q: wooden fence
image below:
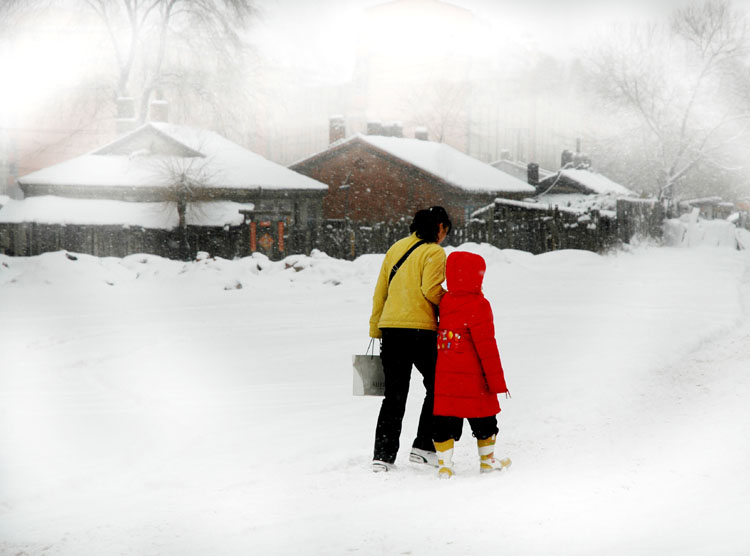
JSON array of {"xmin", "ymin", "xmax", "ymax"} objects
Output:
[
  {"xmin": 462, "ymin": 199, "xmax": 618, "ymax": 254},
  {"xmin": 0, "ymin": 223, "xmax": 246, "ymax": 260},
  {"xmin": 0, "ymin": 197, "xmax": 669, "ymax": 261},
  {"xmin": 311, "ymin": 198, "xmax": 665, "ymax": 259},
  {"xmin": 733, "ymin": 211, "xmax": 750, "ymax": 231},
  {"xmin": 616, "ymin": 198, "xmax": 668, "ymax": 242}
]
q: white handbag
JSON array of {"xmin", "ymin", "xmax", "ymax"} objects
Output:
[{"xmin": 352, "ymin": 339, "xmax": 385, "ymax": 396}]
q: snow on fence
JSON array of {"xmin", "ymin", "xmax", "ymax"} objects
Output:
[
  {"xmin": 0, "ymin": 197, "xmax": 673, "ymax": 260},
  {"xmin": 312, "ymin": 198, "xmax": 628, "ymax": 259},
  {"xmin": 664, "ymin": 210, "xmax": 750, "ymax": 250},
  {"xmin": 463, "ymin": 199, "xmax": 619, "ymax": 255}
]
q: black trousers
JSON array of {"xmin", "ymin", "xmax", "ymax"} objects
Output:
[
  {"xmin": 433, "ymin": 415, "xmax": 498, "ymax": 443},
  {"xmin": 373, "ymin": 328, "xmax": 437, "ymax": 463}
]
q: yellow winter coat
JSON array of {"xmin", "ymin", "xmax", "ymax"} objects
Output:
[{"xmin": 369, "ymin": 233, "xmax": 447, "ymax": 338}]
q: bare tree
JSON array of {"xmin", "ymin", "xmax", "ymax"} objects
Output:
[
  {"xmin": 82, "ymin": 0, "xmax": 259, "ymax": 127},
  {"xmin": 5, "ymin": 0, "xmax": 259, "ymax": 135},
  {"xmin": 403, "ymin": 78, "xmax": 471, "ymax": 145},
  {"xmin": 153, "ymin": 151, "xmax": 220, "ymax": 260},
  {"xmin": 586, "ymin": 0, "xmax": 750, "ymax": 200}
]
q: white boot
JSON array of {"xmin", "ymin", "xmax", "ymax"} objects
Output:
[
  {"xmin": 409, "ymin": 447, "xmax": 439, "ymax": 467},
  {"xmin": 478, "ymin": 434, "xmax": 512, "ymax": 473},
  {"xmin": 434, "ymin": 439, "xmax": 455, "ymax": 479},
  {"xmin": 372, "ymin": 460, "xmax": 394, "ymax": 473}
]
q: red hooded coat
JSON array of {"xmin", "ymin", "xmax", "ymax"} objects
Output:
[{"xmin": 434, "ymin": 251, "xmax": 508, "ymax": 418}]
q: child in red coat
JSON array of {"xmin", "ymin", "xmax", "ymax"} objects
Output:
[{"xmin": 433, "ymin": 251, "xmax": 510, "ymax": 478}]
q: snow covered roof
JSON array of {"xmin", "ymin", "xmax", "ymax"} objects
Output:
[
  {"xmin": 17, "ymin": 123, "xmax": 327, "ymax": 192},
  {"xmin": 294, "ymin": 134, "xmax": 535, "ymax": 194},
  {"xmin": 541, "ymin": 168, "xmax": 635, "ymax": 196},
  {"xmin": 0, "ymin": 196, "xmax": 254, "ymax": 229},
  {"xmin": 491, "ymin": 158, "xmax": 554, "ymax": 181},
  {"xmin": 681, "ymin": 196, "xmax": 724, "ymax": 205}
]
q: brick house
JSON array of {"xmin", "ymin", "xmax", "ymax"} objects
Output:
[{"xmin": 289, "ymin": 127, "xmax": 535, "ymax": 226}]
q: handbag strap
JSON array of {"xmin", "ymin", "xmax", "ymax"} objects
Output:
[
  {"xmin": 388, "ymin": 240, "xmax": 426, "ymax": 285},
  {"xmin": 366, "ymin": 337, "xmax": 380, "ymax": 358}
]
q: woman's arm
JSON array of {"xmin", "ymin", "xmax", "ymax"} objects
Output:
[
  {"xmin": 420, "ymin": 248, "xmax": 447, "ymax": 306},
  {"xmin": 369, "ymin": 258, "xmax": 389, "ymax": 338}
]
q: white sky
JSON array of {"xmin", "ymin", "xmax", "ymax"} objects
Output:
[
  {"xmin": 252, "ymin": 0, "xmax": 750, "ymax": 82},
  {"xmin": 0, "ymin": 9, "xmax": 103, "ymax": 122},
  {"xmin": 3, "ymin": 0, "xmax": 750, "ymax": 127}
]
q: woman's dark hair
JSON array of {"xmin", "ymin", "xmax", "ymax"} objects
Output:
[{"xmin": 409, "ymin": 206, "xmax": 452, "ymax": 242}]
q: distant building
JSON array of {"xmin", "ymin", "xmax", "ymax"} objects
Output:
[
  {"xmin": 509, "ymin": 165, "xmax": 638, "ymax": 216},
  {"xmin": 290, "ymin": 123, "xmax": 535, "ymax": 226},
  {"xmin": 0, "ymin": 122, "xmax": 328, "ymax": 258},
  {"xmin": 679, "ymin": 197, "xmax": 736, "ymax": 220},
  {"xmin": 536, "ymin": 167, "xmax": 635, "ymax": 197}
]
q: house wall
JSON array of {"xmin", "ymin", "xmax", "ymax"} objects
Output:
[
  {"xmin": 291, "ymin": 142, "xmax": 518, "ymax": 226},
  {"xmin": 238, "ymin": 189, "xmax": 323, "ymax": 228}
]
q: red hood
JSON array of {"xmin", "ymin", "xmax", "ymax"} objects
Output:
[{"xmin": 446, "ymin": 251, "xmax": 485, "ymax": 294}]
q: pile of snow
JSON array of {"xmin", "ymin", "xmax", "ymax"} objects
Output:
[
  {"xmin": 0, "ymin": 249, "xmax": 382, "ymax": 291},
  {"xmin": 1, "ymin": 241, "xmax": 749, "ymax": 555},
  {"xmin": 664, "ymin": 209, "xmax": 750, "ymax": 250}
]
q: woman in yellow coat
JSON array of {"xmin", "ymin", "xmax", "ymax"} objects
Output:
[{"xmin": 369, "ymin": 206, "xmax": 452, "ymax": 472}]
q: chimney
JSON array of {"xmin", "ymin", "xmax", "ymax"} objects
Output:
[
  {"xmin": 415, "ymin": 127, "xmax": 428, "ymax": 141},
  {"xmin": 500, "ymin": 149, "xmax": 511, "ymax": 160},
  {"xmin": 116, "ymin": 97, "xmax": 136, "ymax": 134},
  {"xmin": 573, "ymin": 152, "xmax": 591, "ymax": 169},
  {"xmin": 329, "ymin": 115, "xmax": 345, "ymax": 144},
  {"xmin": 366, "ymin": 120, "xmax": 383, "ymax": 136},
  {"xmin": 527, "ymin": 162, "xmax": 539, "ymax": 186},
  {"xmin": 561, "ymin": 149, "xmax": 573, "ymax": 168},
  {"xmin": 149, "ymin": 99, "xmax": 169, "ymax": 123}
]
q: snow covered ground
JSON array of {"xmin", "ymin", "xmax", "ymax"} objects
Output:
[{"xmin": 2, "ymin": 227, "xmax": 750, "ymax": 555}]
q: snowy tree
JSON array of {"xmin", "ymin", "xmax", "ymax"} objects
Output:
[{"xmin": 586, "ymin": 0, "xmax": 750, "ymax": 200}]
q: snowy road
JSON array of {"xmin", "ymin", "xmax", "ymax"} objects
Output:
[{"xmin": 1, "ymin": 244, "xmax": 749, "ymax": 555}]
